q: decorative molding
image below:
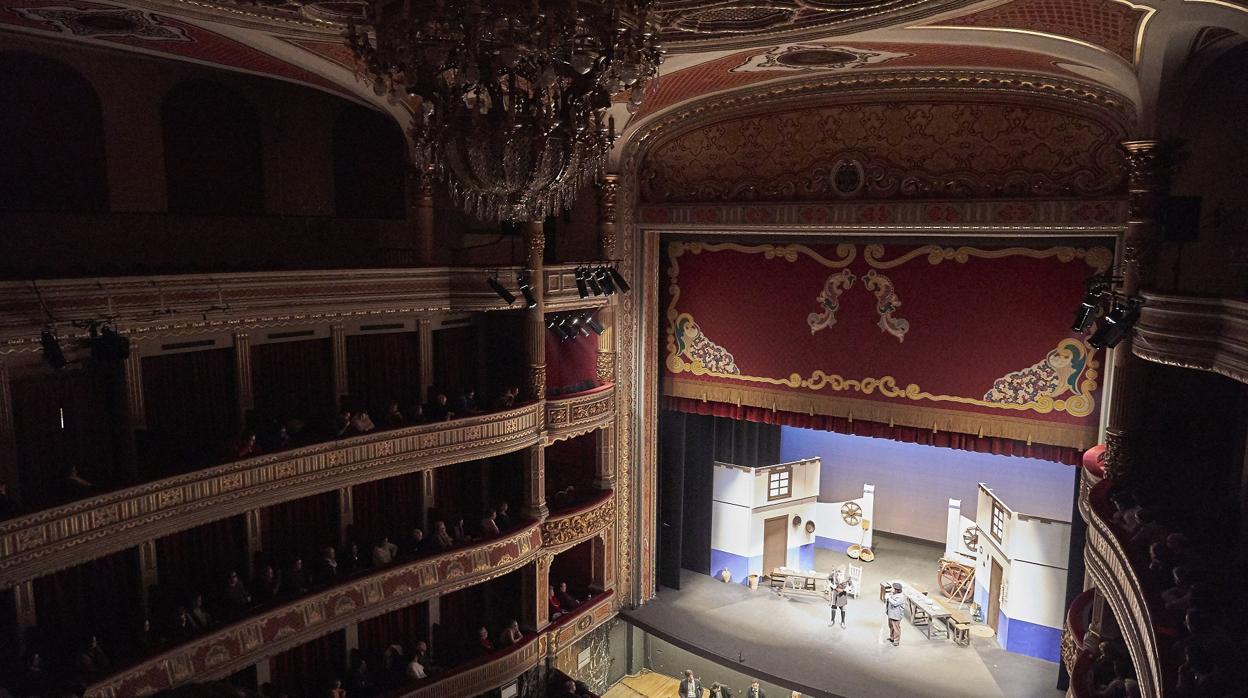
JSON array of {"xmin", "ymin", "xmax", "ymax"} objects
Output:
[
  {"xmin": 0, "ymin": 266, "xmax": 605, "ymax": 357},
  {"xmin": 0, "ymin": 404, "xmax": 546, "ymax": 587},
  {"xmin": 1063, "ymin": 588, "xmax": 1095, "ymax": 673},
  {"xmin": 546, "ymin": 592, "xmax": 616, "ymax": 657},
  {"xmin": 541, "ymin": 492, "xmax": 616, "ymax": 552},
  {"xmin": 85, "ymin": 525, "xmax": 547, "ymax": 697},
  {"xmin": 546, "ymin": 385, "xmax": 617, "ymax": 443},
  {"xmin": 1133, "ymin": 292, "xmax": 1248, "ymax": 386},
  {"xmin": 1080, "ymin": 477, "xmax": 1164, "ymax": 698}
]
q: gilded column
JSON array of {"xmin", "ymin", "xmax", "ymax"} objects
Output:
[
  {"xmin": 417, "ymin": 318, "xmax": 434, "ymax": 401},
  {"xmin": 0, "ymin": 358, "xmax": 18, "ymax": 505},
  {"xmin": 420, "ymin": 469, "xmax": 436, "ymax": 533},
  {"xmin": 331, "ymin": 324, "xmax": 349, "ymax": 411},
  {"xmin": 523, "ymin": 443, "xmax": 549, "ymax": 521},
  {"xmin": 525, "ymin": 220, "xmax": 547, "ymax": 401},
  {"xmin": 245, "ymin": 509, "xmax": 264, "ymax": 566},
  {"xmin": 338, "ymin": 486, "xmax": 355, "ymax": 548},
  {"xmin": 522, "ymin": 553, "xmax": 553, "ymax": 634},
  {"xmin": 410, "ymin": 168, "xmax": 436, "ymax": 264},
  {"xmin": 232, "ymin": 333, "xmax": 254, "ymax": 431},
  {"xmin": 115, "ymin": 337, "xmax": 145, "ymax": 481},
  {"xmin": 14, "ymin": 580, "xmax": 36, "ymax": 654},
  {"xmin": 1103, "ymin": 141, "xmax": 1172, "ymax": 481},
  {"xmin": 596, "ymin": 177, "xmax": 618, "ymax": 385},
  {"xmin": 138, "ymin": 539, "xmax": 159, "ymax": 619},
  {"xmin": 593, "ymin": 425, "xmax": 615, "ymax": 490}
]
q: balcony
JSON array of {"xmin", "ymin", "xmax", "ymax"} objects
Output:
[
  {"xmin": 1079, "ymin": 472, "xmax": 1165, "ymax": 698},
  {"xmin": 542, "ymin": 490, "xmax": 616, "ymax": 551},
  {"xmin": 398, "ymin": 591, "xmax": 616, "ymax": 698},
  {"xmin": 546, "ymin": 384, "xmax": 616, "ymax": 443},
  {"xmin": 0, "ymin": 403, "xmax": 545, "ymax": 586},
  {"xmin": 1134, "ymin": 291, "xmax": 1248, "ymax": 385},
  {"xmin": 1061, "ymin": 588, "xmax": 1095, "ymax": 674},
  {"xmin": 83, "ymin": 524, "xmax": 547, "ymax": 697}
]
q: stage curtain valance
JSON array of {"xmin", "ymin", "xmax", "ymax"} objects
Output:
[{"xmin": 663, "ymin": 242, "xmax": 1109, "ymax": 453}]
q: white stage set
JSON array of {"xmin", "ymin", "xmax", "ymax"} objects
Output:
[{"xmin": 709, "ymin": 457, "xmax": 1071, "ymax": 662}]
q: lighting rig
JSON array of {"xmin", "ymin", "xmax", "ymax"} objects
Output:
[{"xmin": 1071, "ymin": 272, "xmax": 1142, "ymax": 349}]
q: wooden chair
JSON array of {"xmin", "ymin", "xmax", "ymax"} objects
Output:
[{"xmin": 847, "ymin": 564, "xmax": 863, "ymax": 598}]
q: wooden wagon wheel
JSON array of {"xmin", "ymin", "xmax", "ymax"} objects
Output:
[
  {"xmin": 937, "ymin": 559, "xmax": 975, "ymax": 603},
  {"xmin": 963, "ymin": 526, "xmax": 980, "ymax": 551},
  {"xmin": 840, "ymin": 502, "xmax": 862, "ymax": 526}
]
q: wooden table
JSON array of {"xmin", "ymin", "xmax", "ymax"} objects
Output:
[
  {"xmin": 885, "ymin": 581, "xmax": 953, "ymax": 641},
  {"xmin": 771, "ymin": 570, "xmax": 832, "ymax": 603}
]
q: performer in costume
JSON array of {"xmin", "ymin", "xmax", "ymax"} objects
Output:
[{"xmin": 829, "ymin": 569, "xmax": 849, "ymax": 628}]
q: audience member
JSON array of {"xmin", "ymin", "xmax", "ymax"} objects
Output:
[
  {"xmin": 549, "ymin": 585, "xmax": 564, "ymax": 619},
  {"xmin": 381, "ymin": 644, "xmax": 406, "ymax": 688},
  {"xmin": 236, "ymin": 432, "xmax": 261, "ymax": 459},
  {"xmin": 495, "ymin": 500, "xmax": 513, "ymax": 530},
  {"xmin": 350, "ymin": 410, "xmax": 377, "ymax": 434},
  {"xmin": 188, "ymin": 591, "xmax": 213, "ymax": 630},
  {"xmin": 288, "ymin": 557, "xmax": 310, "ymax": 593},
  {"xmin": 453, "ymin": 389, "xmax": 481, "ymax": 416},
  {"xmin": 426, "ymin": 393, "xmax": 452, "ymax": 422},
  {"xmin": 169, "ymin": 606, "xmax": 197, "ymax": 641},
  {"xmin": 75, "ymin": 635, "xmax": 110, "ymax": 681},
  {"xmin": 451, "ymin": 518, "xmax": 472, "ymax": 545},
  {"xmin": 316, "ymin": 545, "xmax": 340, "ymax": 583},
  {"xmin": 59, "ymin": 464, "xmax": 94, "ymax": 497},
  {"xmin": 347, "ymin": 657, "xmax": 375, "ymax": 696},
  {"xmin": 382, "ymin": 400, "xmax": 405, "ymax": 428},
  {"xmin": 252, "ymin": 564, "xmax": 283, "ymax": 601},
  {"xmin": 431, "ymin": 521, "xmax": 454, "ymax": 551},
  {"xmin": 555, "ymin": 679, "xmax": 579, "ymax": 698},
  {"xmin": 19, "ymin": 652, "xmax": 48, "ymax": 696},
  {"xmin": 0, "ymin": 482, "xmax": 17, "ymax": 519},
  {"xmin": 412, "ymin": 640, "xmax": 432, "ymax": 670},
  {"xmin": 372, "ymin": 536, "xmax": 399, "ymax": 566},
  {"xmin": 223, "ymin": 570, "xmax": 253, "ymax": 612},
  {"xmin": 406, "ymin": 653, "xmax": 427, "ymax": 681},
  {"xmin": 556, "ymin": 581, "xmax": 582, "ymax": 610},
  {"xmin": 499, "ymin": 619, "xmax": 523, "ymax": 646},
  {"xmin": 476, "ymin": 626, "xmax": 495, "ymax": 655},
  {"xmin": 405, "ymin": 527, "xmax": 426, "ymax": 556},
  {"xmin": 494, "ymin": 386, "xmax": 519, "ymax": 409},
  {"xmin": 480, "ymin": 509, "xmax": 500, "ymax": 537},
  {"xmin": 328, "ymin": 678, "xmax": 347, "ymax": 698},
  {"xmin": 409, "ymin": 404, "xmax": 427, "ymax": 424},
  {"xmin": 1162, "ymin": 566, "xmax": 1195, "ymax": 612},
  {"xmin": 334, "ymin": 410, "xmax": 353, "ymax": 438},
  {"xmin": 339, "ymin": 541, "xmax": 366, "ymax": 575}
]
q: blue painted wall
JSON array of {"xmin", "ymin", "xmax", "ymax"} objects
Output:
[{"xmin": 815, "ymin": 536, "xmax": 853, "ymax": 553}]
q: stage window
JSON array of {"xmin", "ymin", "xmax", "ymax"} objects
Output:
[
  {"xmin": 767, "ymin": 466, "xmax": 791, "ymax": 501},
  {"xmin": 990, "ymin": 501, "xmax": 1006, "ymax": 543}
]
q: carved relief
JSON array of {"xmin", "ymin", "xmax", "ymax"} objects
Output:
[
  {"xmin": 542, "ymin": 495, "xmax": 616, "ymax": 548},
  {"xmin": 596, "ymin": 351, "xmax": 616, "ymax": 383}
]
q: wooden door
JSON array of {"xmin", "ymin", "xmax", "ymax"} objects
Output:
[
  {"xmin": 763, "ymin": 515, "xmax": 788, "ymax": 575},
  {"xmin": 987, "ymin": 558, "xmax": 1003, "ymax": 633}
]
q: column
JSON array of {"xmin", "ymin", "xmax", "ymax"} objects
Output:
[
  {"xmin": 1102, "ymin": 141, "xmax": 1172, "ymax": 482},
  {"xmin": 525, "ymin": 221, "xmax": 547, "ymax": 402},
  {"xmin": 0, "ymin": 358, "xmax": 19, "ymax": 505},
  {"xmin": 255, "ymin": 658, "xmax": 272, "ymax": 688},
  {"xmin": 521, "ymin": 553, "xmax": 552, "ymax": 634},
  {"xmin": 344, "ymin": 622, "xmax": 360, "ymax": 666},
  {"xmin": 593, "ymin": 425, "xmax": 615, "ymax": 490},
  {"xmin": 245, "ymin": 509, "xmax": 264, "ymax": 567},
  {"xmin": 338, "ymin": 486, "xmax": 355, "ymax": 547},
  {"xmin": 331, "ymin": 324, "xmax": 349, "ymax": 412},
  {"xmin": 114, "ymin": 338, "xmax": 145, "ymax": 481},
  {"xmin": 232, "ymin": 332, "xmax": 254, "ymax": 432},
  {"xmin": 417, "ymin": 319, "xmax": 434, "ymax": 401},
  {"xmin": 596, "ymin": 176, "xmax": 619, "ymax": 385},
  {"xmin": 14, "ymin": 580, "xmax": 36, "ymax": 654},
  {"xmin": 523, "ymin": 443, "xmax": 549, "ymax": 521},
  {"xmin": 138, "ymin": 539, "xmax": 159, "ymax": 619},
  {"xmin": 409, "ymin": 168, "xmax": 436, "ymax": 264},
  {"xmin": 420, "ymin": 470, "xmax": 435, "ymax": 532}
]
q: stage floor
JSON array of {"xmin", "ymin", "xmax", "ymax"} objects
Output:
[{"xmin": 623, "ymin": 534, "xmax": 1065, "ymax": 698}]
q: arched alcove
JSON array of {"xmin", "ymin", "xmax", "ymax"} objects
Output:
[
  {"xmin": 332, "ymin": 103, "xmax": 407, "ymax": 219},
  {"xmin": 162, "ymin": 79, "xmax": 265, "ymax": 215}
]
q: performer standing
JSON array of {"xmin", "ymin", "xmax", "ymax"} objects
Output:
[
  {"xmin": 885, "ymin": 582, "xmax": 906, "ymax": 646},
  {"xmin": 745, "ymin": 680, "xmax": 766, "ymax": 698},
  {"xmin": 679, "ymin": 669, "xmax": 704, "ymax": 698},
  {"xmin": 829, "ymin": 570, "xmax": 849, "ymax": 629}
]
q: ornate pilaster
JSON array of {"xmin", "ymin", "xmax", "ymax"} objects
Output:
[
  {"xmin": 523, "ymin": 443, "xmax": 549, "ymax": 521},
  {"xmin": 593, "ymin": 425, "xmax": 615, "ymax": 490},
  {"xmin": 597, "ymin": 175, "xmax": 619, "ymax": 260},
  {"xmin": 0, "ymin": 358, "xmax": 17, "ymax": 504},
  {"xmin": 420, "ymin": 469, "xmax": 436, "ymax": 532},
  {"xmin": 337, "ymin": 486, "xmax": 355, "ymax": 548},
  {"xmin": 14, "ymin": 580, "xmax": 35, "ymax": 653},
  {"xmin": 232, "ymin": 333, "xmax": 254, "ymax": 429},
  {"xmin": 595, "ymin": 306, "xmax": 616, "ymax": 384},
  {"xmin": 245, "ymin": 509, "xmax": 263, "ymax": 565},
  {"xmin": 417, "ymin": 319, "xmax": 434, "ymax": 401},
  {"xmin": 525, "ymin": 220, "xmax": 547, "ymax": 401},
  {"xmin": 522, "ymin": 553, "xmax": 553, "ymax": 633},
  {"xmin": 1103, "ymin": 140, "xmax": 1174, "ymax": 481},
  {"xmin": 122, "ymin": 339, "xmax": 146, "ymax": 431},
  {"xmin": 410, "ymin": 167, "xmax": 436, "ymax": 264},
  {"xmin": 138, "ymin": 539, "xmax": 159, "ymax": 619},
  {"xmin": 331, "ymin": 324, "xmax": 348, "ymax": 410}
]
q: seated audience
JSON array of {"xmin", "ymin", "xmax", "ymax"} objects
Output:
[
  {"xmin": 495, "ymin": 500, "xmax": 513, "ymax": 530},
  {"xmin": 451, "ymin": 518, "xmax": 472, "ymax": 545},
  {"xmin": 236, "ymin": 432, "xmax": 261, "ymax": 459},
  {"xmin": 0, "ymin": 482, "xmax": 17, "ymax": 519},
  {"xmin": 426, "ymin": 393, "xmax": 452, "ymax": 422},
  {"xmin": 334, "ymin": 410, "xmax": 353, "ymax": 438},
  {"xmin": 328, "ymin": 678, "xmax": 347, "ymax": 698},
  {"xmin": 347, "ymin": 657, "xmax": 375, "ymax": 696},
  {"xmin": 453, "ymin": 389, "xmax": 481, "ymax": 416},
  {"xmin": 287, "ymin": 557, "xmax": 310, "ymax": 594},
  {"xmin": 409, "ymin": 404, "xmax": 427, "ymax": 424},
  {"xmin": 556, "ymin": 581, "xmax": 582, "ymax": 610},
  {"xmin": 316, "ymin": 544, "xmax": 339, "ymax": 583},
  {"xmin": 405, "ymin": 527, "xmax": 426, "ymax": 556},
  {"xmin": 75, "ymin": 635, "xmax": 110, "ymax": 682},
  {"xmin": 339, "ymin": 541, "xmax": 366, "ymax": 575},
  {"xmin": 169, "ymin": 606, "xmax": 197, "ymax": 641},
  {"xmin": 223, "ymin": 570, "xmax": 253, "ymax": 612},
  {"xmin": 480, "ymin": 509, "xmax": 500, "ymax": 537},
  {"xmin": 188, "ymin": 591, "xmax": 213, "ymax": 630},
  {"xmin": 499, "ymin": 619, "xmax": 523, "ymax": 646},
  {"xmin": 350, "ymin": 410, "xmax": 377, "ymax": 434},
  {"xmin": 476, "ymin": 626, "xmax": 495, "ymax": 655},
  {"xmin": 382, "ymin": 400, "xmax": 405, "ymax": 428},
  {"xmin": 406, "ymin": 653, "xmax": 427, "ymax": 681},
  {"xmin": 549, "ymin": 585, "xmax": 564, "ymax": 619},
  {"xmin": 412, "ymin": 640, "xmax": 432, "ymax": 670},
  {"xmin": 431, "ymin": 521, "xmax": 454, "ymax": 551},
  {"xmin": 372, "ymin": 536, "xmax": 399, "ymax": 566},
  {"xmin": 252, "ymin": 565, "xmax": 283, "ymax": 601}
]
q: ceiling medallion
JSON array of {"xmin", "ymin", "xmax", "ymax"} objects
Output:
[
  {"xmin": 348, "ymin": 1, "xmax": 664, "ymax": 222},
  {"xmin": 733, "ymin": 43, "xmax": 909, "ymax": 72},
  {"xmin": 14, "ymin": 6, "xmax": 189, "ymax": 41}
]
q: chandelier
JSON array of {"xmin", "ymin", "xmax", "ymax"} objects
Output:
[{"xmin": 348, "ymin": 1, "xmax": 663, "ymax": 222}]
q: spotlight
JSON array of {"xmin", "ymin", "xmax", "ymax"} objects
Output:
[
  {"xmin": 487, "ymin": 276, "xmax": 516, "ymax": 306},
  {"xmin": 585, "ymin": 268, "xmax": 602, "ymax": 296},
  {"xmin": 595, "ymin": 266, "xmax": 616, "ymax": 295},
  {"xmin": 607, "ymin": 264, "xmax": 631, "ymax": 294},
  {"xmin": 1088, "ymin": 300, "xmax": 1141, "ymax": 349},
  {"xmin": 517, "ymin": 272, "xmax": 537, "ymax": 309},
  {"xmin": 547, "ymin": 316, "xmax": 571, "ymax": 341},
  {"xmin": 40, "ymin": 329, "xmax": 67, "ymax": 369},
  {"xmin": 1072, "ymin": 273, "xmax": 1112, "ymax": 332},
  {"xmin": 568, "ymin": 314, "xmax": 590, "ymax": 337},
  {"xmin": 586, "ymin": 313, "xmax": 605, "ymax": 335},
  {"xmin": 575, "ymin": 267, "xmax": 589, "ymax": 298}
]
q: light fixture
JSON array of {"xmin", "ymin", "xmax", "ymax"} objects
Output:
[
  {"xmin": 347, "ymin": 1, "xmax": 663, "ymax": 222},
  {"xmin": 608, "ymin": 264, "xmax": 631, "ymax": 294},
  {"xmin": 517, "ymin": 272, "xmax": 537, "ymax": 309},
  {"xmin": 1072, "ymin": 273, "xmax": 1113, "ymax": 332},
  {"xmin": 547, "ymin": 316, "xmax": 571, "ymax": 341},
  {"xmin": 487, "ymin": 276, "xmax": 516, "ymax": 306},
  {"xmin": 40, "ymin": 328, "xmax": 66, "ymax": 369},
  {"xmin": 1088, "ymin": 300, "xmax": 1141, "ymax": 349},
  {"xmin": 595, "ymin": 266, "xmax": 616, "ymax": 295},
  {"xmin": 586, "ymin": 313, "xmax": 605, "ymax": 335},
  {"xmin": 585, "ymin": 268, "xmax": 603, "ymax": 296},
  {"xmin": 568, "ymin": 314, "xmax": 590, "ymax": 337},
  {"xmin": 575, "ymin": 267, "xmax": 590, "ymax": 298}
]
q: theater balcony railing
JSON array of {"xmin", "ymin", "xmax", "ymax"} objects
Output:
[
  {"xmin": 397, "ymin": 590, "xmax": 616, "ymax": 698},
  {"xmin": 1061, "ymin": 588, "xmax": 1096, "ymax": 676},
  {"xmin": 543, "ymin": 490, "xmax": 616, "ymax": 552},
  {"xmin": 545, "ymin": 384, "xmax": 616, "ymax": 444},
  {"xmin": 0, "ymin": 403, "xmax": 545, "ymax": 586},
  {"xmin": 83, "ymin": 524, "xmax": 548, "ymax": 698},
  {"xmin": 1066, "ymin": 645, "xmax": 1097, "ymax": 698},
  {"xmin": 0, "ymin": 264, "xmax": 607, "ymax": 348},
  {"xmin": 1134, "ymin": 291, "xmax": 1248, "ymax": 385},
  {"xmin": 1079, "ymin": 469, "xmax": 1166, "ymax": 698}
]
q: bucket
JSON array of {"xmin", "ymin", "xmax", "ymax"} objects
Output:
[{"xmin": 748, "ymin": 574, "xmax": 760, "ymax": 590}]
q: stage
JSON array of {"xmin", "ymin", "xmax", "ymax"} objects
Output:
[{"xmin": 622, "ymin": 534, "xmax": 1065, "ymax": 698}]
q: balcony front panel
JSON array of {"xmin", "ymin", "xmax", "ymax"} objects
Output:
[
  {"xmin": 0, "ymin": 403, "xmax": 544, "ymax": 585},
  {"xmin": 546, "ymin": 384, "xmax": 615, "ymax": 443},
  {"xmin": 1061, "ymin": 587, "xmax": 1095, "ymax": 674},
  {"xmin": 1080, "ymin": 476, "xmax": 1164, "ymax": 698},
  {"xmin": 1135, "ymin": 291, "xmax": 1248, "ymax": 385},
  {"xmin": 85, "ymin": 524, "xmax": 545, "ymax": 698},
  {"xmin": 542, "ymin": 490, "xmax": 615, "ymax": 552}
]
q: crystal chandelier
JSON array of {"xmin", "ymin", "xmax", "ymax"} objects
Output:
[{"xmin": 348, "ymin": 1, "xmax": 663, "ymax": 222}]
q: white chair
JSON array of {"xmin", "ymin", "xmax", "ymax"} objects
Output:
[{"xmin": 847, "ymin": 563, "xmax": 863, "ymax": 598}]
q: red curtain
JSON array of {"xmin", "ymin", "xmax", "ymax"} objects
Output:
[
  {"xmin": 481, "ymin": 312, "xmax": 525, "ymax": 402},
  {"xmin": 431, "ymin": 326, "xmax": 478, "ymax": 400},
  {"xmin": 345, "ymin": 332, "xmax": 422, "ymax": 414},
  {"xmin": 550, "ymin": 539, "xmax": 594, "ymax": 592},
  {"xmin": 32, "ymin": 547, "xmax": 142, "ymax": 664},
  {"xmin": 270, "ymin": 629, "xmax": 345, "ymax": 697},
  {"xmin": 141, "ymin": 349, "xmax": 237, "ymax": 469},
  {"xmin": 250, "ymin": 339, "xmax": 333, "ymax": 426},
  {"xmin": 545, "ymin": 329, "xmax": 599, "ymax": 396},
  {"xmin": 665, "ymin": 397, "xmax": 1081, "ymax": 465},
  {"xmin": 350, "ymin": 472, "xmax": 422, "ymax": 546},
  {"xmin": 155, "ymin": 515, "xmax": 249, "ymax": 598},
  {"xmin": 260, "ymin": 492, "xmax": 340, "ymax": 564},
  {"xmin": 545, "ymin": 433, "xmax": 596, "ymax": 506},
  {"xmin": 11, "ymin": 368, "xmax": 118, "ymax": 506},
  {"xmin": 435, "ymin": 583, "xmax": 484, "ymax": 665},
  {"xmin": 357, "ymin": 602, "xmax": 429, "ymax": 661}
]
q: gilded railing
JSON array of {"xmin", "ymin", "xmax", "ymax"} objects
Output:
[
  {"xmin": 1079, "ymin": 475, "xmax": 1164, "ymax": 698},
  {"xmin": 1066, "ymin": 646, "xmax": 1096, "ymax": 698},
  {"xmin": 1061, "ymin": 588, "xmax": 1095, "ymax": 674},
  {"xmin": 0, "ymin": 403, "xmax": 544, "ymax": 586},
  {"xmin": 84, "ymin": 525, "xmax": 546, "ymax": 698},
  {"xmin": 400, "ymin": 591, "xmax": 616, "ymax": 698},
  {"xmin": 542, "ymin": 490, "xmax": 616, "ymax": 552},
  {"xmin": 1134, "ymin": 291, "xmax": 1248, "ymax": 386},
  {"xmin": 546, "ymin": 384, "xmax": 615, "ymax": 443}
]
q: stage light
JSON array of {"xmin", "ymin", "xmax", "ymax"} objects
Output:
[
  {"xmin": 568, "ymin": 314, "xmax": 590, "ymax": 337},
  {"xmin": 517, "ymin": 272, "xmax": 537, "ymax": 309},
  {"xmin": 1072, "ymin": 273, "xmax": 1112, "ymax": 332},
  {"xmin": 547, "ymin": 316, "xmax": 571, "ymax": 341},
  {"xmin": 595, "ymin": 266, "xmax": 616, "ymax": 295},
  {"xmin": 607, "ymin": 264, "xmax": 631, "ymax": 294},
  {"xmin": 40, "ymin": 329, "xmax": 67, "ymax": 369},
  {"xmin": 487, "ymin": 276, "xmax": 515, "ymax": 305},
  {"xmin": 585, "ymin": 268, "xmax": 602, "ymax": 296},
  {"xmin": 586, "ymin": 313, "xmax": 605, "ymax": 335},
  {"xmin": 1088, "ymin": 301, "xmax": 1141, "ymax": 349},
  {"xmin": 574, "ymin": 267, "xmax": 589, "ymax": 298}
]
